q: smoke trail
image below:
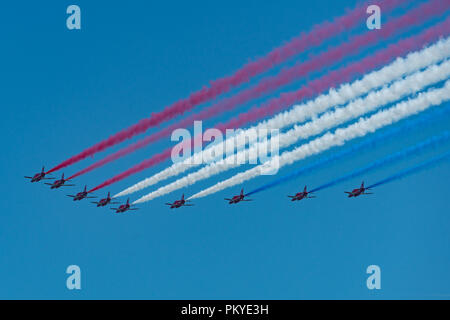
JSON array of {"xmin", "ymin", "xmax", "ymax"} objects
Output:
[
  {"xmin": 309, "ymin": 131, "xmax": 450, "ymax": 193},
  {"xmin": 366, "ymin": 150, "xmax": 450, "ymax": 189},
  {"xmin": 222, "ymin": 13, "xmax": 450, "ymax": 132},
  {"xmin": 188, "ymin": 81, "xmax": 450, "ymax": 200},
  {"xmin": 132, "ymin": 61, "xmax": 450, "ymax": 203},
  {"xmin": 89, "ymin": 15, "xmax": 450, "ymax": 194},
  {"xmin": 246, "ymin": 104, "xmax": 450, "ymax": 196},
  {"xmin": 51, "ymin": 0, "xmax": 443, "ymax": 175},
  {"xmin": 115, "ymin": 37, "xmax": 450, "ymax": 198},
  {"xmin": 47, "ymin": 0, "xmax": 399, "ymax": 174}
]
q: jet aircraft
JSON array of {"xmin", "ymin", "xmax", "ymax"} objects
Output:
[
  {"xmin": 345, "ymin": 181, "xmax": 373, "ymax": 198},
  {"xmin": 225, "ymin": 189, "xmax": 252, "ymax": 204},
  {"xmin": 288, "ymin": 185, "xmax": 316, "ymax": 201}
]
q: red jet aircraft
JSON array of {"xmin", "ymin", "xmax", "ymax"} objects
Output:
[
  {"xmin": 24, "ymin": 166, "xmax": 54, "ymax": 183},
  {"xmin": 45, "ymin": 173, "xmax": 75, "ymax": 189},
  {"xmin": 345, "ymin": 181, "xmax": 373, "ymax": 198},
  {"xmin": 67, "ymin": 185, "xmax": 97, "ymax": 201},
  {"xmin": 165, "ymin": 194, "xmax": 193, "ymax": 209},
  {"xmin": 288, "ymin": 185, "xmax": 316, "ymax": 201},
  {"xmin": 225, "ymin": 189, "xmax": 252, "ymax": 204},
  {"xmin": 92, "ymin": 192, "xmax": 119, "ymax": 207},
  {"xmin": 111, "ymin": 198, "xmax": 139, "ymax": 213}
]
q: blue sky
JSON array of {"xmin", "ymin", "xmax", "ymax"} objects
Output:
[{"xmin": 1, "ymin": 0, "xmax": 449, "ymax": 299}]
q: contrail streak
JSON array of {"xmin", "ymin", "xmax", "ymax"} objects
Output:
[
  {"xmin": 62, "ymin": 0, "xmax": 444, "ymax": 178},
  {"xmin": 366, "ymin": 150, "xmax": 450, "ymax": 189},
  {"xmin": 188, "ymin": 81, "xmax": 450, "ymax": 200},
  {"xmin": 133, "ymin": 61, "xmax": 450, "ymax": 203},
  {"xmin": 48, "ymin": 0, "xmax": 402, "ymax": 174},
  {"xmin": 309, "ymin": 131, "xmax": 450, "ymax": 193},
  {"xmin": 245, "ymin": 104, "xmax": 450, "ymax": 196},
  {"xmin": 112, "ymin": 21, "xmax": 450, "ymax": 197},
  {"xmin": 116, "ymin": 37, "xmax": 450, "ymax": 197}
]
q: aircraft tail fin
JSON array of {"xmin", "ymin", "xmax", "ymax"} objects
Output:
[
  {"xmin": 361, "ymin": 181, "xmax": 364, "ymax": 188},
  {"xmin": 62, "ymin": 173, "xmax": 64, "ymax": 179},
  {"xmin": 126, "ymin": 198, "xmax": 130, "ymax": 205},
  {"xmin": 241, "ymin": 188, "xmax": 244, "ymax": 196},
  {"xmin": 84, "ymin": 185, "xmax": 87, "ymax": 192},
  {"xmin": 304, "ymin": 185, "xmax": 307, "ymax": 192},
  {"xmin": 42, "ymin": 166, "xmax": 45, "ymax": 173},
  {"xmin": 181, "ymin": 194, "xmax": 184, "ymax": 200},
  {"xmin": 107, "ymin": 192, "xmax": 110, "ymax": 198}
]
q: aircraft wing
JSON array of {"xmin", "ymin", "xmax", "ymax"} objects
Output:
[
  {"xmin": 165, "ymin": 203, "xmax": 173, "ymax": 206},
  {"xmin": 344, "ymin": 191, "xmax": 352, "ymax": 194},
  {"xmin": 224, "ymin": 198, "xmax": 232, "ymax": 201},
  {"xmin": 24, "ymin": 176, "xmax": 32, "ymax": 179},
  {"xmin": 67, "ymin": 195, "xmax": 75, "ymax": 197}
]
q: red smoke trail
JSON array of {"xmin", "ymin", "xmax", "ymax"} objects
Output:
[
  {"xmin": 88, "ymin": 17, "xmax": 450, "ymax": 193},
  {"xmin": 74, "ymin": 0, "xmax": 444, "ymax": 180},
  {"xmin": 48, "ymin": 0, "xmax": 404, "ymax": 174},
  {"xmin": 223, "ymin": 19, "xmax": 450, "ymax": 130}
]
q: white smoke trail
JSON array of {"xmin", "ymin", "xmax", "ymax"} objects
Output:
[
  {"xmin": 187, "ymin": 80, "xmax": 450, "ymax": 200},
  {"xmin": 133, "ymin": 63, "xmax": 450, "ymax": 203},
  {"xmin": 116, "ymin": 38, "xmax": 450, "ymax": 198}
]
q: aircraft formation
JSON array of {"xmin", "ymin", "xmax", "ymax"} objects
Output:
[
  {"xmin": 25, "ymin": 166, "xmax": 374, "ymax": 213},
  {"xmin": 23, "ymin": 2, "xmax": 450, "ymax": 214}
]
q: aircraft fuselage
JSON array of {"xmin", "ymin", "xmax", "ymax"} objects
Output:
[
  {"xmin": 348, "ymin": 188, "xmax": 364, "ymax": 197},
  {"xmin": 291, "ymin": 192, "xmax": 308, "ymax": 201},
  {"xmin": 115, "ymin": 204, "xmax": 130, "ymax": 213},
  {"xmin": 170, "ymin": 200, "xmax": 184, "ymax": 208},
  {"xmin": 228, "ymin": 195, "xmax": 244, "ymax": 204},
  {"xmin": 51, "ymin": 180, "xmax": 65, "ymax": 189},
  {"xmin": 73, "ymin": 191, "xmax": 88, "ymax": 201},
  {"xmin": 31, "ymin": 172, "xmax": 45, "ymax": 182},
  {"xmin": 97, "ymin": 198, "xmax": 110, "ymax": 207}
]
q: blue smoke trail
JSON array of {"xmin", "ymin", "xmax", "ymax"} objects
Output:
[
  {"xmin": 245, "ymin": 103, "xmax": 450, "ymax": 197},
  {"xmin": 367, "ymin": 150, "xmax": 450, "ymax": 189},
  {"xmin": 310, "ymin": 131, "xmax": 450, "ymax": 193}
]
